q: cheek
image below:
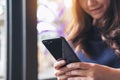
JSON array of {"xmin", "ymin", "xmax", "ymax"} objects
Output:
[
  {"xmin": 79, "ymin": 1, "xmax": 87, "ymax": 11},
  {"xmin": 80, "ymin": 4, "xmax": 89, "ymax": 14},
  {"xmin": 104, "ymin": 0, "xmax": 111, "ymax": 10}
]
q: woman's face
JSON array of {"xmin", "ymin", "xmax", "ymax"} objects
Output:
[{"xmin": 79, "ymin": 0, "xmax": 111, "ymax": 20}]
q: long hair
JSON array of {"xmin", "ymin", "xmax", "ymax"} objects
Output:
[
  {"xmin": 66, "ymin": 0, "xmax": 120, "ymax": 56},
  {"xmin": 102, "ymin": 28, "xmax": 120, "ymax": 56}
]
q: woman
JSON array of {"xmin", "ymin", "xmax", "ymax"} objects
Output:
[{"xmin": 54, "ymin": 0, "xmax": 120, "ymax": 80}]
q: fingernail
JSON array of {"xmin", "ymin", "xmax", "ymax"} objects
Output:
[
  {"xmin": 60, "ymin": 60, "xmax": 65, "ymax": 64},
  {"xmin": 67, "ymin": 64, "xmax": 71, "ymax": 68}
]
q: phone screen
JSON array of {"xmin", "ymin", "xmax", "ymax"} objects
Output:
[
  {"xmin": 42, "ymin": 37, "xmax": 80, "ymax": 64},
  {"xmin": 42, "ymin": 38, "xmax": 62, "ymax": 60}
]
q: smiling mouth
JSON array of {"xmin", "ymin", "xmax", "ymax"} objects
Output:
[
  {"xmin": 91, "ymin": 7, "xmax": 101, "ymax": 11},
  {"xmin": 90, "ymin": 7, "xmax": 102, "ymax": 14}
]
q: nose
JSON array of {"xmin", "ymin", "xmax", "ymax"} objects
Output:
[{"xmin": 87, "ymin": 0, "xmax": 97, "ymax": 7}]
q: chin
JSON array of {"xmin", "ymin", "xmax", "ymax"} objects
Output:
[
  {"xmin": 93, "ymin": 16, "xmax": 103, "ymax": 20},
  {"xmin": 92, "ymin": 14, "xmax": 104, "ymax": 20}
]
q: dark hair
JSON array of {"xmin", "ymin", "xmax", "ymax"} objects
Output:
[
  {"xmin": 102, "ymin": 28, "xmax": 120, "ymax": 56},
  {"xmin": 66, "ymin": 0, "xmax": 120, "ymax": 56}
]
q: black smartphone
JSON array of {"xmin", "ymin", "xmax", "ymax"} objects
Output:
[{"xmin": 42, "ymin": 37, "xmax": 80, "ymax": 65}]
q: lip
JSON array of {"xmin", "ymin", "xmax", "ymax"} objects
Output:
[{"xmin": 89, "ymin": 6, "xmax": 102, "ymax": 14}]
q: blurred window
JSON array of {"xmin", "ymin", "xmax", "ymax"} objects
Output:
[
  {"xmin": 0, "ymin": 0, "xmax": 7, "ymax": 80},
  {"xmin": 37, "ymin": 0, "xmax": 72, "ymax": 79}
]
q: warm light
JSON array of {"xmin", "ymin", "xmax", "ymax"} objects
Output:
[
  {"xmin": 64, "ymin": 0, "xmax": 72, "ymax": 8},
  {"xmin": 37, "ymin": 22, "xmax": 57, "ymax": 33},
  {"xmin": 37, "ymin": 5, "xmax": 56, "ymax": 22},
  {"xmin": 0, "ymin": 5, "xmax": 3, "ymax": 15}
]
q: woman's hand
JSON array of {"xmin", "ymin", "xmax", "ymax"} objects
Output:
[
  {"xmin": 66, "ymin": 62, "xmax": 120, "ymax": 80},
  {"xmin": 54, "ymin": 60, "xmax": 72, "ymax": 80}
]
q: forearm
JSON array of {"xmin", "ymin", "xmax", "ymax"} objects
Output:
[{"xmin": 109, "ymin": 68, "xmax": 120, "ymax": 80}]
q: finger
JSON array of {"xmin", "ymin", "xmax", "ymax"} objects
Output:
[
  {"xmin": 66, "ymin": 69, "xmax": 87, "ymax": 76},
  {"xmin": 67, "ymin": 62, "xmax": 91, "ymax": 70},
  {"xmin": 57, "ymin": 75, "xmax": 68, "ymax": 80},
  {"xmin": 54, "ymin": 60, "xmax": 66, "ymax": 69},
  {"xmin": 54, "ymin": 66, "xmax": 73, "ymax": 76},
  {"xmin": 68, "ymin": 77, "xmax": 87, "ymax": 80}
]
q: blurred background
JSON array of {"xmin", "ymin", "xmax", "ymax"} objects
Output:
[
  {"xmin": 0, "ymin": 0, "xmax": 6, "ymax": 79},
  {"xmin": 0, "ymin": 0, "xmax": 72, "ymax": 80},
  {"xmin": 37, "ymin": 0, "xmax": 72, "ymax": 79}
]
